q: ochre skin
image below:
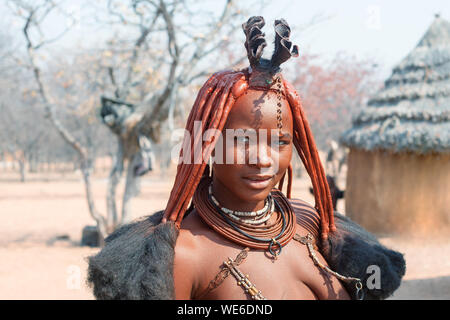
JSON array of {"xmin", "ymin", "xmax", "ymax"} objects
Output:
[{"xmin": 173, "ymin": 90, "xmax": 350, "ymax": 300}]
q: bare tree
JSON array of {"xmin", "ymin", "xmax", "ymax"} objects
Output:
[
  {"xmin": 95, "ymin": 0, "xmax": 256, "ymax": 228},
  {"xmin": 8, "ymin": 0, "xmax": 109, "ymax": 243},
  {"xmin": 7, "ymin": 0, "xmax": 262, "ymax": 243},
  {"xmin": 0, "ymin": 24, "xmax": 45, "ymax": 180},
  {"xmin": 0, "ymin": 101, "xmax": 45, "ymax": 181}
]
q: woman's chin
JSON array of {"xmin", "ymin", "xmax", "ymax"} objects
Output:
[{"xmin": 238, "ymin": 186, "xmax": 272, "ymax": 202}]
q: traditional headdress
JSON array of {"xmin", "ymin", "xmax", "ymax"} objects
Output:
[{"xmin": 162, "ymin": 16, "xmax": 336, "ymax": 240}]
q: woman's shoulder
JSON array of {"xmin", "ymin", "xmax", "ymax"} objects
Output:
[
  {"xmin": 175, "ymin": 210, "xmax": 206, "ymax": 267},
  {"xmin": 176, "ymin": 209, "xmax": 244, "ymax": 257},
  {"xmin": 87, "ymin": 211, "xmax": 179, "ymax": 299}
]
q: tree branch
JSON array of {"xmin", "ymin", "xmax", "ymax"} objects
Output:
[{"xmin": 15, "ymin": 0, "xmax": 108, "ymax": 239}]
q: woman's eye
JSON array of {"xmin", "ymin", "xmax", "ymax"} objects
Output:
[
  {"xmin": 277, "ymin": 140, "xmax": 290, "ymax": 146},
  {"xmin": 235, "ymin": 136, "xmax": 250, "ymax": 143}
]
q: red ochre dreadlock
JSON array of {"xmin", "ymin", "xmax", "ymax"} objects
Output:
[{"xmin": 161, "ymin": 17, "xmax": 336, "ymax": 240}]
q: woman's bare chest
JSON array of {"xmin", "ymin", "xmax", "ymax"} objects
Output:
[{"xmin": 193, "ymin": 236, "xmax": 319, "ymax": 300}]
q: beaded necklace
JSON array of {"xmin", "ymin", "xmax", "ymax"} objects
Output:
[
  {"xmin": 208, "ymin": 184, "xmax": 274, "ymax": 225},
  {"xmin": 193, "ymin": 177, "xmax": 296, "ymax": 259}
]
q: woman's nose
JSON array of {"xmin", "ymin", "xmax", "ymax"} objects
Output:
[{"xmin": 254, "ymin": 144, "xmax": 272, "ymax": 168}]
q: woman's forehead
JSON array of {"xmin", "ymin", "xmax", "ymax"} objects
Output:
[{"xmin": 225, "ymin": 89, "xmax": 293, "ymax": 131}]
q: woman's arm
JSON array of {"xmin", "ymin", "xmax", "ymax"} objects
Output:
[{"xmin": 173, "ymin": 229, "xmax": 198, "ymax": 299}]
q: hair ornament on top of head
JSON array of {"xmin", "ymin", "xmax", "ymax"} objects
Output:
[{"xmin": 242, "ymin": 16, "xmax": 299, "ymax": 89}]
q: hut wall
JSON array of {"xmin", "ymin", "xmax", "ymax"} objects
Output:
[{"xmin": 345, "ymin": 148, "xmax": 450, "ymax": 235}]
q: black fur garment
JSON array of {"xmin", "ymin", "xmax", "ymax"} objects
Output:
[
  {"xmin": 320, "ymin": 213, "xmax": 406, "ymax": 300},
  {"xmin": 87, "ymin": 211, "xmax": 406, "ymax": 300},
  {"xmin": 87, "ymin": 211, "xmax": 178, "ymax": 299}
]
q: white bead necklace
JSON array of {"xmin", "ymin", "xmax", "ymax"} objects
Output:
[{"xmin": 208, "ymin": 184, "xmax": 274, "ymax": 225}]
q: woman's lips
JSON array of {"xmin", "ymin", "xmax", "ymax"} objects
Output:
[{"xmin": 241, "ymin": 175, "xmax": 274, "ymax": 190}]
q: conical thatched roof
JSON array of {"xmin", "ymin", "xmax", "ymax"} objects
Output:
[{"xmin": 341, "ymin": 15, "xmax": 450, "ymax": 154}]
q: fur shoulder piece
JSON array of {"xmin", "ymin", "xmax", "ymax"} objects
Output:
[
  {"xmin": 320, "ymin": 212, "xmax": 406, "ymax": 300},
  {"xmin": 87, "ymin": 211, "xmax": 178, "ymax": 299},
  {"xmin": 87, "ymin": 208, "xmax": 405, "ymax": 300}
]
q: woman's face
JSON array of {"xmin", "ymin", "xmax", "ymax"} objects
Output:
[{"xmin": 211, "ymin": 89, "xmax": 293, "ymax": 211}]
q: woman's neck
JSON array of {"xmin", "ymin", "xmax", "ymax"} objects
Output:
[{"xmin": 211, "ymin": 177, "xmax": 267, "ymax": 213}]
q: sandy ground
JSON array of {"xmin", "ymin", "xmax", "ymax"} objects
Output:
[{"xmin": 0, "ymin": 172, "xmax": 448, "ymax": 300}]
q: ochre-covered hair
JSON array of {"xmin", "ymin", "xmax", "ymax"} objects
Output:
[{"xmin": 162, "ymin": 17, "xmax": 336, "ymax": 240}]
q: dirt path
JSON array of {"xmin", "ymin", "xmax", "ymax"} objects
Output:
[{"xmin": 380, "ymin": 235, "xmax": 450, "ymax": 300}]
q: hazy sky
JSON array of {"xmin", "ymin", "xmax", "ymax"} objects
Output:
[
  {"xmin": 3, "ymin": 0, "xmax": 450, "ymax": 78},
  {"xmin": 258, "ymin": 0, "xmax": 450, "ymax": 77}
]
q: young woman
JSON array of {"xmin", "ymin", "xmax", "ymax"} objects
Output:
[{"xmin": 88, "ymin": 17, "xmax": 405, "ymax": 300}]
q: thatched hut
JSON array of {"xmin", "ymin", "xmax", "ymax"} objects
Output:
[{"xmin": 340, "ymin": 15, "xmax": 450, "ymax": 235}]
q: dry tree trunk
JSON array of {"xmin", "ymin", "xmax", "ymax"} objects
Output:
[
  {"xmin": 21, "ymin": 8, "xmax": 109, "ymax": 243},
  {"xmin": 80, "ymin": 160, "xmax": 107, "ymax": 246},
  {"xmin": 120, "ymin": 153, "xmax": 141, "ymax": 225},
  {"xmin": 106, "ymin": 139, "xmax": 124, "ymax": 231},
  {"xmin": 18, "ymin": 157, "xmax": 25, "ymax": 182}
]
